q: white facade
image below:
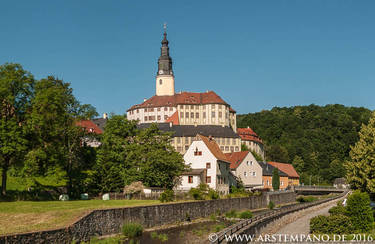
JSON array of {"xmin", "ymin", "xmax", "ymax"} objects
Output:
[
  {"xmin": 127, "ymin": 106, "xmax": 177, "ymax": 124},
  {"xmin": 177, "ymin": 140, "xmax": 231, "ymax": 194},
  {"xmin": 156, "ymin": 74, "xmax": 175, "ymax": 96},
  {"xmin": 230, "ymin": 152, "xmax": 263, "ymax": 189}
]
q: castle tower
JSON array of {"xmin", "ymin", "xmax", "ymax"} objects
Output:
[{"xmin": 156, "ymin": 26, "xmax": 175, "ymax": 96}]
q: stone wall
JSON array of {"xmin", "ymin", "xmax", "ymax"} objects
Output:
[{"xmin": 0, "ymin": 191, "xmax": 296, "ymax": 244}]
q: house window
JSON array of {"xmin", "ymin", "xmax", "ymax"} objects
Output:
[
  {"xmin": 219, "ymin": 111, "xmax": 222, "ymax": 118},
  {"xmin": 267, "ymin": 180, "xmax": 270, "ymax": 186},
  {"xmin": 235, "ymin": 146, "xmax": 239, "ymax": 151},
  {"xmin": 145, "ymin": 108, "xmax": 148, "ymax": 112},
  {"xmin": 244, "ymin": 172, "xmax": 247, "ymax": 177},
  {"xmin": 230, "ymin": 146, "xmax": 234, "ymax": 152},
  {"xmin": 191, "ymin": 105, "xmax": 194, "ymax": 109},
  {"xmin": 185, "ymin": 137, "xmax": 189, "ymax": 143},
  {"xmin": 185, "ymin": 145, "xmax": 189, "ymax": 151},
  {"xmin": 220, "ymin": 146, "xmax": 224, "ymax": 151},
  {"xmin": 252, "ymin": 172, "xmax": 256, "ymax": 177},
  {"xmin": 150, "ymin": 108, "xmax": 154, "ymax": 112},
  {"xmin": 164, "ymin": 115, "xmax": 168, "ymax": 120},
  {"xmin": 157, "ymin": 115, "xmax": 161, "ymax": 120},
  {"xmin": 281, "ymin": 181, "xmax": 284, "ymax": 186},
  {"xmin": 194, "ymin": 147, "xmax": 202, "ymax": 156},
  {"xmin": 144, "ymin": 116, "xmax": 148, "ymax": 121},
  {"xmin": 188, "ymin": 176, "xmax": 193, "ymax": 183},
  {"xmin": 206, "ymin": 163, "xmax": 211, "ymax": 169},
  {"xmin": 225, "ymin": 146, "xmax": 229, "ymax": 151},
  {"xmin": 206, "ymin": 176, "xmax": 211, "ymax": 183},
  {"xmin": 169, "ymin": 107, "xmax": 173, "ymax": 111},
  {"xmin": 177, "ymin": 137, "xmax": 181, "ymax": 143},
  {"xmin": 177, "ymin": 146, "xmax": 182, "ymax": 152},
  {"xmin": 136, "ymin": 109, "xmax": 139, "ymax": 113}
]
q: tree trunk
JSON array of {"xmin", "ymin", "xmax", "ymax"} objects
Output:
[{"xmin": 1, "ymin": 161, "xmax": 8, "ymax": 196}]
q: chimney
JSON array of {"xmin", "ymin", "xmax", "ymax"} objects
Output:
[
  {"xmin": 208, "ymin": 135, "xmax": 212, "ymax": 141},
  {"xmin": 103, "ymin": 113, "xmax": 108, "ymax": 119},
  {"xmin": 169, "ymin": 122, "xmax": 173, "ymax": 128},
  {"xmin": 143, "ymin": 98, "xmax": 147, "ymax": 102},
  {"xmin": 247, "ymin": 126, "xmax": 249, "ymax": 129}
]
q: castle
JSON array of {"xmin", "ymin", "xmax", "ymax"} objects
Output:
[{"xmin": 126, "ymin": 28, "xmax": 264, "ymax": 158}]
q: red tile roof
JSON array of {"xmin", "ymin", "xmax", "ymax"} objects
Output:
[
  {"xmin": 198, "ymin": 134, "xmax": 230, "ymax": 163},
  {"xmin": 76, "ymin": 120, "xmax": 103, "ymax": 134},
  {"xmin": 237, "ymin": 127, "xmax": 263, "ymax": 144},
  {"xmin": 229, "ymin": 107, "xmax": 236, "ymax": 113},
  {"xmin": 128, "ymin": 91, "xmax": 229, "ymax": 111},
  {"xmin": 225, "ymin": 151, "xmax": 249, "ymax": 169},
  {"xmin": 165, "ymin": 111, "xmax": 179, "ymax": 125},
  {"xmin": 268, "ymin": 161, "xmax": 299, "ymax": 178}
]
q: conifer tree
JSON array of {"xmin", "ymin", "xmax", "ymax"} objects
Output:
[
  {"xmin": 345, "ymin": 111, "xmax": 375, "ymax": 195},
  {"xmin": 272, "ymin": 168, "xmax": 280, "ymax": 191}
]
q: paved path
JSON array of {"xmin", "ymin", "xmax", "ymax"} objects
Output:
[{"xmin": 274, "ymin": 201, "xmax": 337, "ymax": 235}]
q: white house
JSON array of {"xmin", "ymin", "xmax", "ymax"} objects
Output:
[
  {"xmin": 225, "ymin": 151, "xmax": 263, "ymax": 190},
  {"xmin": 176, "ymin": 134, "xmax": 234, "ymax": 194}
]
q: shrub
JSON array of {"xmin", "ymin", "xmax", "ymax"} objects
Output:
[
  {"xmin": 189, "ymin": 188, "xmax": 203, "ymax": 200},
  {"xmin": 159, "ymin": 189, "xmax": 174, "ymax": 202},
  {"xmin": 328, "ymin": 205, "xmax": 346, "ymax": 215},
  {"xmin": 268, "ymin": 201, "xmax": 275, "ymax": 210},
  {"xmin": 297, "ymin": 196, "xmax": 317, "ymax": 203},
  {"xmin": 239, "ymin": 210, "xmax": 253, "ymax": 219},
  {"xmin": 214, "ymin": 224, "xmax": 225, "ymax": 232},
  {"xmin": 310, "ymin": 215, "xmax": 353, "ymax": 234},
  {"xmin": 208, "ymin": 189, "xmax": 220, "ymax": 200},
  {"xmin": 122, "ymin": 223, "xmax": 143, "ymax": 238},
  {"xmin": 346, "ymin": 191, "xmax": 374, "ymax": 232},
  {"xmin": 225, "ymin": 209, "xmax": 237, "ymax": 218}
]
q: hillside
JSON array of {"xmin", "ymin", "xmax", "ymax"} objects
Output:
[{"xmin": 237, "ymin": 104, "xmax": 372, "ymax": 184}]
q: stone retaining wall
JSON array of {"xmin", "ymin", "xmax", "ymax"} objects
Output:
[{"xmin": 0, "ymin": 191, "xmax": 296, "ymax": 244}]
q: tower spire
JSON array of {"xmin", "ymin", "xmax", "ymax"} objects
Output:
[{"xmin": 157, "ymin": 24, "xmax": 173, "ymax": 76}]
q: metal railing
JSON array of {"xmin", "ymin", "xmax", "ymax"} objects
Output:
[{"xmin": 214, "ymin": 191, "xmax": 348, "ymax": 243}]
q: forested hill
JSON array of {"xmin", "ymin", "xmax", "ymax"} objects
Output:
[{"xmin": 237, "ymin": 104, "xmax": 372, "ymax": 184}]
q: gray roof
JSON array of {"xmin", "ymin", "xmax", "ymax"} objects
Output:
[
  {"xmin": 137, "ymin": 123, "xmax": 240, "ymax": 138},
  {"xmin": 181, "ymin": 168, "xmax": 206, "ymax": 175},
  {"xmin": 92, "ymin": 118, "xmax": 107, "ymax": 131},
  {"xmin": 259, "ymin": 162, "xmax": 288, "ymax": 177}
]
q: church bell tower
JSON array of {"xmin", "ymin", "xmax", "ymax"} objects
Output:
[{"xmin": 156, "ymin": 24, "xmax": 175, "ymax": 96}]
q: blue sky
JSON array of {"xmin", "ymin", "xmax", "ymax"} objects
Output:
[{"xmin": 1, "ymin": 1, "xmax": 374, "ymax": 115}]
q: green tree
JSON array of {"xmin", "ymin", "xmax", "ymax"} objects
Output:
[
  {"xmin": 292, "ymin": 155, "xmax": 304, "ymax": 174},
  {"xmin": 266, "ymin": 145, "xmax": 289, "ymax": 163},
  {"xmin": 25, "ymin": 76, "xmax": 96, "ymax": 197},
  {"xmin": 345, "ymin": 111, "xmax": 375, "ymax": 195},
  {"xmin": 272, "ymin": 168, "xmax": 280, "ymax": 191},
  {"xmin": 0, "ymin": 63, "xmax": 34, "ymax": 195}
]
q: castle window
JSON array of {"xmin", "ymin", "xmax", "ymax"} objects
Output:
[
  {"xmin": 225, "ymin": 146, "xmax": 229, "ymax": 151},
  {"xmin": 191, "ymin": 105, "xmax": 194, "ymax": 109},
  {"xmin": 196, "ymin": 112, "xmax": 199, "ymax": 118},
  {"xmin": 164, "ymin": 115, "xmax": 168, "ymax": 120},
  {"xmin": 157, "ymin": 107, "xmax": 161, "ymax": 111},
  {"xmin": 220, "ymin": 146, "xmax": 224, "ymax": 151},
  {"xmin": 191, "ymin": 112, "xmax": 194, "ymax": 118},
  {"xmin": 203, "ymin": 112, "xmax": 206, "ymax": 118},
  {"xmin": 164, "ymin": 107, "xmax": 168, "ymax": 111},
  {"xmin": 157, "ymin": 115, "xmax": 161, "ymax": 120},
  {"xmin": 212, "ymin": 111, "xmax": 215, "ymax": 118},
  {"xmin": 169, "ymin": 107, "xmax": 173, "ymax": 111},
  {"xmin": 219, "ymin": 112, "xmax": 222, "ymax": 118},
  {"xmin": 186, "ymin": 112, "xmax": 189, "ymax": 118},
  {"xmin": 235, "ymin": 146, "xmax": 239, "ymax": 151},
  {"xmin": 144, "ymin": 116, "xmax": 148, "ymax": 121},
  {"xmin": 159, "ymin": 79, "xmax": 162, "ymax": 85}
]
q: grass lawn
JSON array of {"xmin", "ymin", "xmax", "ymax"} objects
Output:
[{"xmin": 0, "ymin": 199, "xmax": 160, "ymax": 236}]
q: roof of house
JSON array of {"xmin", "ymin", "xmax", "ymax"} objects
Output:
[
  {"xmin": 127, "ymin": 91, "xmax": 229, "ymax": 111},
  {"xmin": 259, "ymin": 162, "xmax": 288, "ymax": 177},
  {"xmin": 237, "ymin": 127, "xmax": 263, "ymax": 144},
  {"xmin": 181, "ymin": 168, "xmax": 206, "ymax": 176},
  {"xmin": 197, "ymin": 134, "xmax": 231, "ymax": 163},
  {"xmin": 165, "ymin": 111, "xmax": 179, "ymax": 125},
  {"xmin": 224, "ymin": 151, "xmax": 250, "ymax": 169},
  {"xmin": 137, "ymin": 123, "xmax": 240, "ymax": 138},
  {"xmin": 76, "ymin": 120, "xmax": 103, "ymax": 134},
  {"xmin": 92, "ymin": 118, "xmax": 107, "ymax": 131},
  {"xmin": 268, "ymin": 161, "xmax": 300, "ymax": 178}
]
